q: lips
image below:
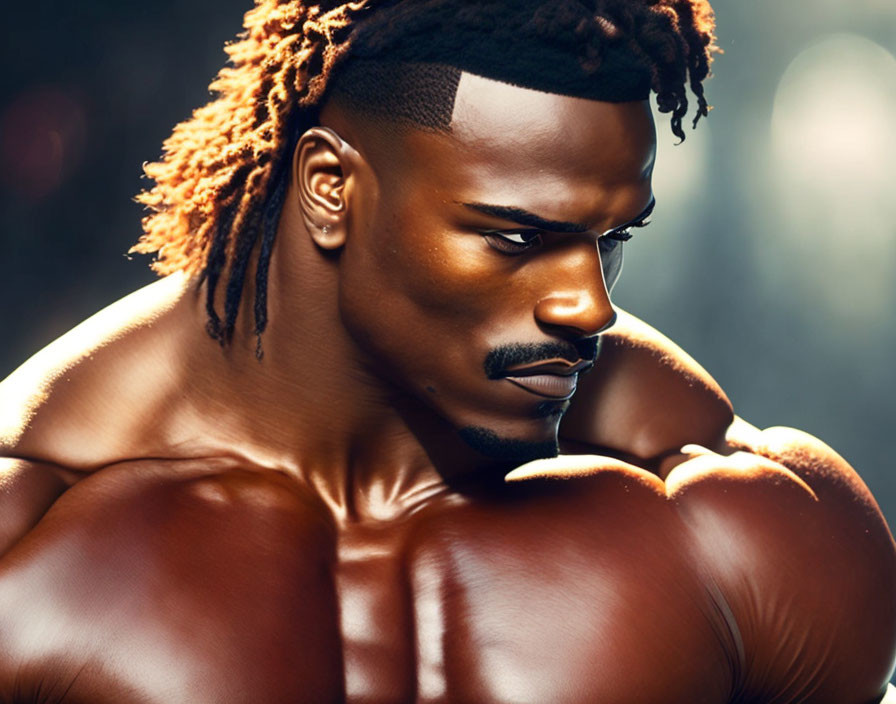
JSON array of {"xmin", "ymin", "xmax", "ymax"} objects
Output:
[
  {"xmin": 501, "ymin": 358, "xmax": 592, "ymax": 400},
  {"xmin": 504, "ymin": 373, "xmax": 578, "ymax": 399}
]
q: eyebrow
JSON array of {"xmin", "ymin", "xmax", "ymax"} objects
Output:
[
  {"xmin": 461, "ymin": 197, "xmax": 656, "ymax": 235},
  {"xmin": 606, "ymin": 197, "xmax": 656, "ymax": 235}
]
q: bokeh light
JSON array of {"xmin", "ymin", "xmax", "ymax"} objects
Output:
[
  {"xmin": 0, "ymin": 87, "xmax": 87, "ymax": 204},
  {"xmin": 617, "ymin": 106, "xmax": 713, "ymax": 296},
  {"xmin": 767, "ymin": 34, "xmax": 896, "ymax": 323}
]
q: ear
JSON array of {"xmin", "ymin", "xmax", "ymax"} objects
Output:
[{"xmin": 294, "ymin": 126, "xmax": 359, "ymax": 250}]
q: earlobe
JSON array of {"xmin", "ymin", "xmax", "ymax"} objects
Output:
[
  {"xmin": 315, "ymin": 223, "xmax": 342, "ymax": 250},
  {"xmin": 294, "ymin": 126, "xmax": 356, "ymax": 250}
]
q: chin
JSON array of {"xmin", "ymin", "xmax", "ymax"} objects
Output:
[
  {"xmin": 457, "ymin": 425, "xmax": 560, "ymax": 463},
  {"xmin": 424, "ymin": 379, "xmax": 570, "ymax": 462}
]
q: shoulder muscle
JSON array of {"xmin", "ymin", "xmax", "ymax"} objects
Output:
[
  {"xmin": 668, "ymin": 425, "xmax": 896, "ymax": 703},
  {"xmin": 0, "ymin": 458, "xmax": 75, "ymax": 558},
  {"xmin": 561, "ymin": 308, "xmax": 734, "ymax": 465}
]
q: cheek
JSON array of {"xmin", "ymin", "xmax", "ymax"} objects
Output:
[
  {"xmin": 344, "ymin": 212, "xmax": 503, "ymax": 327},
  {"xmin": 336, "ymin": 214, "xmax": 513, "ymax": 379}
]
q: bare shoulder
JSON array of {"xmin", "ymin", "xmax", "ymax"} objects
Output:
[
  {"xmin": 666, "ymin": 417, "xmax": 893, "ymax": 534},
  {"xmin": 1, "ymin": 458, "xmax": 332, "ymax": 557},
  {"xmin": 0, "ymin": 458, "xmax": 80, "ymax": 558},
  {"xmin": 667, "ymin": 419, "xmax": 896, "ymax": 702},
  {"xmin": 0, "ymin": 459, "xmax": 336, "ymax": 612},
  {"xmin": 0, "ymin": 459, "xmax": 341, "ymax": 702},
  {"xmin": 0, "ymin": 274, "xmax": 215, "ymax": 558},
  {"xmin": 561, "ymin": 308, "xmax": 734, "ymax": 466},
  {"xmin": 0, "ymin": 456, "xmax": 325, "ymax": 565},
  {"xmin": 0, "ymin": 272, "xmax": 200, "ymax": 470},
  {"xmin": 508, "ymin": 421, "xmax": 896, "ymax": 702}
]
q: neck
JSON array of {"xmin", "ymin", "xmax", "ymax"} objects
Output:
[{"xmin": 179, "ymin": 184, "xmax": 511, "ymax": 523}]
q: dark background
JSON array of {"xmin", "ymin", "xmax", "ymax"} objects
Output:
[{"xmin": 1, "ymin": 0, "xmax": 894, "ymax": 542}]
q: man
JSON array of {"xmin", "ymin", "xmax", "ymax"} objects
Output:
[{"xmin": 0, "ymin": 0, "xmax": 893, "ymax": 702}]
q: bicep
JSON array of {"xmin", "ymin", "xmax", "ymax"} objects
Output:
[{"xmin": 0, "ymin": 458, "xmax": 72, "ymax": 558}]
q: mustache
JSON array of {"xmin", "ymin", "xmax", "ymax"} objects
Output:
[{"xmin": 484, "ymin": 337, "xmax": 601, "ymax": 380}]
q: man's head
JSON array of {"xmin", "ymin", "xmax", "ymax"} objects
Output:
[
  {"xmin": 133, "ymin": 0, "xmax": 717, "ymax": 342},
  {"xmin": 300, "ymin": 73, "xmax": 655, "ymax": 460},
  {"xmin": 131, "ymin": 0, "xmax": 717, "ymax": 461}
]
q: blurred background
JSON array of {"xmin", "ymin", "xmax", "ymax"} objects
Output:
[{"xmin": 1, "ymin": 0, "xmax": 894, "ymax": 541}]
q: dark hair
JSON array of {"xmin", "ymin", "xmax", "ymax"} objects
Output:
[{"xmin": 131, "ymin": 0, "xmax": 719, "ymax": 354}]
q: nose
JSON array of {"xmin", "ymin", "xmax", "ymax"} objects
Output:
[{"xmin": 533, "ymin": 242, "xmax": 616, "ymax": 339}]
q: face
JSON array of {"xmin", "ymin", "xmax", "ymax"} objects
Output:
[{"xmin": 328, "ymin": 72, "xmax": 656, "ymax": 462}]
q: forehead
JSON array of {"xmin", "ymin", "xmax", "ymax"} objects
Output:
[
  {"xmin": 395, "ymin": 72, "xmax": 656, "ymax": 225},
  {"xmin": 451, "ymin": 72, "xmax": 655, "ymax": 173}
]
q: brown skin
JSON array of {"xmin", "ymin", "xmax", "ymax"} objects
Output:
[{"xmin": 0, "ymin": 73, "xmax": 894, "ymax": 703}]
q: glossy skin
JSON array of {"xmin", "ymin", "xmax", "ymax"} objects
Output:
[{"xmin": 0, "ymin": 72, "xmax": 894, "ymax": 703}]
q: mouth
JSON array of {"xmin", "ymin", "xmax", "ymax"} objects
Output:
[
  {"xmin": 501, "ymin": 358, "xmax": 592, "ymax": 400},
  {"xmin": 504, "ymin": 373, "xmax": 579, "ymax": 400}
]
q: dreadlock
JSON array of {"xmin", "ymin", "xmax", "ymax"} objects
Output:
[{"xmin": 131, "ymin": 0, "xmax": 719, "ymax": 354}]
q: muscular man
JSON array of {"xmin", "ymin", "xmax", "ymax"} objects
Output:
[{"xmin": 1, "ymin": 1, "xmax": 894, "ymax": 702}]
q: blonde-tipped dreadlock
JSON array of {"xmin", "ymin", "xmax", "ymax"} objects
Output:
[{"xmin": 132, "ymin": 0, "xmax": 719, "ymax": 354}]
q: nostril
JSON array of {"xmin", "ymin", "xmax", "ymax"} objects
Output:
[{"xmin": 533, "ymin": 294, "xmax": 615, "ymax": 338}]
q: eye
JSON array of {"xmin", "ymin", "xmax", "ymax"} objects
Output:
[
  {"xmin": 599, "ymin": 217, "xmax": 651, "ymax": 248},
  {"xmin": 481, "ymin": 229, "xmax": 544, "ymax": 255},
  {"xmin": 598, "ymin": 229, "xmax": 631, "ymax": 252}
]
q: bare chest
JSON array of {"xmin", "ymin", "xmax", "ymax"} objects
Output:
[
  {"xmin": 0, "ymin": 475, "xmax": 734, "ymax": 704},
  {"xmin": 331, "ymin": 519, "xmax": 732, "ymax": 704}
]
